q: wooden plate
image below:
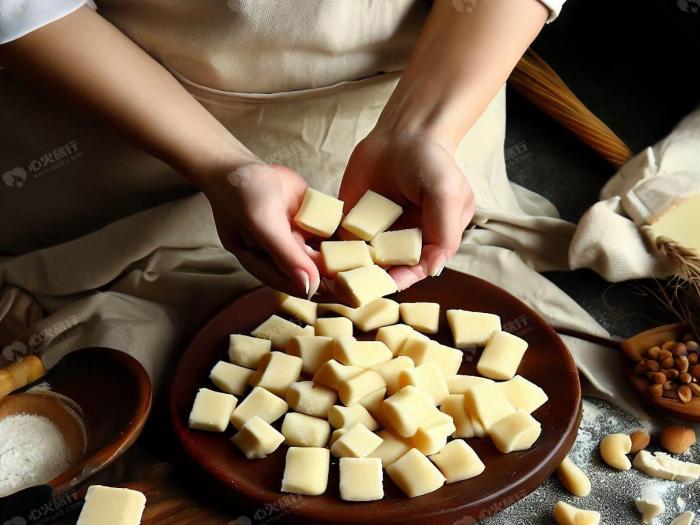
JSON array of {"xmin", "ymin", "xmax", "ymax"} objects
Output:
[{"xmin": 170, "ymin": 270, "xmax": 581, "ymax": 524}]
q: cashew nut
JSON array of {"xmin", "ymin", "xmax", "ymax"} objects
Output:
[
  {"xmin": 554, "ymin": 501, "xmax": 601, "ymax": 525},
  {"xmin": 599, "ymin": 433, "xmax": 632, "ymax": 470},
  {"xmin": 635, "ymin": 496, "xmax": 664, "ymax": 524},
  {"xmin": 670, "ymin": 511, "xmax": 696, "ymax": 525},
  {"xmin": 557, "ymin": 456, "xmax": 591, "ymax": 497}
]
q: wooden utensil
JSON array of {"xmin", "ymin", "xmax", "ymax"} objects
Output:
[{"xmin": 170, "ymin": 270, "xmax": 581, "ymax": 525}]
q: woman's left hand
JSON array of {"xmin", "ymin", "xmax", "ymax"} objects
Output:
[{"xmin": 339, "ymin": 127, "xmax": 475, "ymax": 291}]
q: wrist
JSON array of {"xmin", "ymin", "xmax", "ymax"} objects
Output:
[{"xmin": 182, "ymin": 143, "xmax": 260, "ymax": 190}]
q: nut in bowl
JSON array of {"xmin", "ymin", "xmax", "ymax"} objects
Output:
[{"xmin": 622, "ymin": 323, "xmax": 700, "ymax": 422}]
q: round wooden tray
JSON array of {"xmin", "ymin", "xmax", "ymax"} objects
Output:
[{"xmin": 170, "ymin": 270, "xmax": 581, "ymax": 524}]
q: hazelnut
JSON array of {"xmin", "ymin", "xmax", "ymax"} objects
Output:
[
  {"xmin": 659, "ymin": 349, "xmax": 673, "ymax": 361},
  {"xmin": 649, "ymin": 372, "xmax": 666, "ymax": 384},
  {"xmin": 691, "ymin": 364, "xmax": 700, "ymax": 380},
  {"xmin": 678, "ymin": 385, "xmax": 692, "ymax": 404},
  {"xmin": 660, "ymin": 425, "xmax": 696, "ymax": 454},
  {"xmin": 661, "ymin": 340, "xmax": 676, "ymax": 352},
  {"xmin": 689, "ymin": 383, "xmax": 700, "ymax": 396},
  {"xmin": 646, "ymin": 360, "xmax": 661, "ymax": 372},
  {"xmin": 676, "ymin": 356, "xmax": 690, "ymax": 373},
  {"xmin": 687, "ymin": 340, "xmax": 699, "ymax": 351},
  {"xmin": 664, "ymin": 368, "xmax": 680, "ymax": 379},
  {"xmin": 648, "ymin": 383, "xmax": 664, "ymax": 398},
  {"xmin": 629, "ymin": 430, "xmax": 651, "ymax": 453},
  {"xmin": 680, "ymin": 372, "xmax": 693, "ymax": 384},
  {"xmin": 647, "ymin": 346, "xmax": 662, "ymax": 359},
  {"xmin": 661, "ymin": 357, "xmax": 675, "ymax": 369},
  {"xmin": 689, "ymin": 353, "xmax": 699, "ymax": 365},
  {"xmin": 663, "ymin": 380, "xmax": 675, "ymax": 391},
  {"xmin": 673, "ymin": 343, "xmax": 688, "ymax": 357}
]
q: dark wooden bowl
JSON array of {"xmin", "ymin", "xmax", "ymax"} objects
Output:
[{"xmin": 170, "ymin": 270, "xmax": 581, "ymax": 524}]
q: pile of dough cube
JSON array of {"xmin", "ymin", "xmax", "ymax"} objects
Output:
[{"xmin": 188, "ymin": 293, "xmax": 549, "ymax": 501}]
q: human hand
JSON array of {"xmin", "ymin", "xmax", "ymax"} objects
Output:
[
  {"xmin": 201, "ymin": 162, "xmax": 320, "ymax": 298},
  {"xmin": 339, "ymin": 128, "xmax": 474, "ymax": 290}
]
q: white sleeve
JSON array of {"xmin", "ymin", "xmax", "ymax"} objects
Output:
[
  {"xmin": 538, "ymin": 0, "xmax": 566, "ymax": 22},
  {"xmin": 0, "ymin": 0, "xmax": 87, "ymax": 45}
]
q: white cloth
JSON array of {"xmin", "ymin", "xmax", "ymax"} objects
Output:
[{"xmin": 0, "ymin": 0, "xmax": 85, "ymax": 44}]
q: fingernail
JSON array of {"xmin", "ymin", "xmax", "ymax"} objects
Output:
[
  {"xmin": 429, "ymin": 261, "xmax": 445, "ymax": 278},
  {"xmin": 293, "ymin": 269, "xmax": 310, "ymax": 297}
]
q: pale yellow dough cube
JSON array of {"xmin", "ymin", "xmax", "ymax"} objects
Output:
[
  {"xmin": 328, "ymin": 403, "xmax": 379, "ymax": 430},
  {"xmin": 330, "ymin": 423, "xmax": 383, "ymax": 458},
  {"xmin": 293, "ymin": 188, "xmax": 343, "ymax": 238},
  {"xmin": 313, "ymin": 359, "xmax": 363, "ymax": 390},
  {"xmin": 77, "ymin": 485, "xmax": 146, "ymax": 525},
  {"xmin": 477, "ymin": 330, "xmax": 528, "ymax": 380},
  {"xmin": 554, "ymin": 501, "xmax": 601, "ymax": 525},
  {"xmin": 429, "ymin": 439, "xmax": 485, "ymax": 483},
  {"xmin": 286, "ymin": 381, "xmax": 337, "ymax": 418},
  {"xmin": 317, "ymin": 302, "xmax": 357, "ymax": 319},
  {"xmin": 228, "ymin": 334, "xmax": 271, "ymax": 369},
  {"xmin": 488, "ymin": 409, "xmax": 542, "ymax": 453},
  {"xmin": 320, "ymin": 240, "xmax": 373, "ymax": 274},
  {"xmin": 381, "ymin": 385, "xmax": 434, "ymax": 438},
  {"xmin": 369, "ymin": 429, "xmax": 412, "ymax": 467},
  {"xmin": 352, "ymin": 298, "xmax": 399, "ymax": 332},
  {"xmin": 251, "ymin": 315, "xmax": 313, "ymax": 350},
  {"xmin": 330, "ymin": 428, "xmax": 347, "ymax": 446},
  {"xmin": 281, "ymin": 412, "xmax": 331, "ymax": 447},
  {"xmin": 335, "ymin": 265, "xmax": 398, "ymax": 307},
  {"xmin": 278, "ymin": 292, "xmax": 317, "ymax": 325},
  {"xmin": 372, "ymin": 356, "xmax": 415, "ymax": 395},
  {"xmin": 339, "ymin": 457, "xmax": 384, "ymax": 502},
  {"xmin": 249, "ymin": 351, "xmax": 302, "ymax": 397},
  {"xmin": 499, "ymin": 375, "xmax": 548, "ymax": 413},
  {"xmin": 230, "ymin": 386, "xmax": 288, "ymax": 429},
  {"xmin": 334, "ymin": 339, "xmax": 392, "ymax": 368},
  {"xmin": 386, "ymin": 448, "xmax": 446, "ymax": 498},
  {"xmin": 463, "ymin": 381, "xmax": 515, "ymax": 431},
  {"xmin": 410, "ymin": 408, "xmax": 456, "ymax": 455},
  {"xmin": 371, "ymin": 228, "xmax": 422, "ymax": 266},
  {"xmin": 376, "ymin": 324, "xmax": 427, "ymax": 355},
  {"xmin": 281, "ymin": 447, "xmax": 330, "ymax": 496},
  {"xmin": 341, "ymin": 190, "xmax": 403, "ymax": 241},
  {"xmin": 314, "ymin": 317, "xmax": 353, "ymax": 338},
  {"xmin": 337, "ymin": 370, "xmax": 386, "ymax": 406},
  {"xmin": 357, "ymin": 387, "xmax": 387, "ymax": 419},
  {"xmin": 446, "ymin": 374, "xmax": 494, "ymax": 394},
  {"xmin": 440, "ymin": 394, "xmax": 477, "ymax": 438},
  {"xmin": 400, "ymin": 339, "xmax": 462, "ymax": 377},
  {"xmin": 398, "ymin": 363, "xmax": 449, "ymax": 404},
  {"xmin": 189, "ymin": 388, "xmax": 237, "ymax": 432},
  {"xmin": 446, "ymin": 310, "xmax": 501, "ymax": 348},
  {"xmin": 231, "ymin": 415, "xmax": 285, "ymax": 459},
  {"xmin": 287, "ymin": 336, "xmax": 334, "ymax": 375},
  {"xmin": 209, "ymin": 361, "xmax": 253, "ymax": 396},
  {"xmin": 399, "ymin": 301, "xmax": 439, "ymax": 334}
]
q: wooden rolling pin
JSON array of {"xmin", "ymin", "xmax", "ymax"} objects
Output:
[{"xmin": 0, "ymin": 355, "xmax": 47, "ymax": 398}]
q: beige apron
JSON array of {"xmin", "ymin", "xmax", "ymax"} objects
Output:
[{"xmin": 0, "ymin": 0, "xmax": 637, "ymax": 416}]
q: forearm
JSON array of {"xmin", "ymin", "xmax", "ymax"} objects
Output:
[
  {"xmin": 0, "ymin": 6, "xmax": 255, "ymax": 183},
  {"xmin": 378, "ymin": 0, "xmax": 548, "ymax": 151}
]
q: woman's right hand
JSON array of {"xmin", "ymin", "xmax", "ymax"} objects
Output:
[{"xmin": 201, "ymin": 162, "xmax": 320, "ymax": 298}]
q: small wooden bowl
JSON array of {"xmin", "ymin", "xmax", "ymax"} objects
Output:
[{"xmin": 622, "ymin": 323, "xmax": 700, "ymax": 422}]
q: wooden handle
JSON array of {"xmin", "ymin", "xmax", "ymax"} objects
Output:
[{"xmin": 0, "ymin": 355, "xmax": 46, "ymax": 398}]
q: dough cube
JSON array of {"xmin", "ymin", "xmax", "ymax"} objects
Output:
[
  {"xmin": 339, "ymin": 457, "xmax": 384, "ymax": 502},
  {"xmin": 376, "ymin": 324, "xmax": 427, "ymax": 355},
  {"xmin": 341, "ymin": 190, "xmax": 403, "ymax": 241},
  {"xmin": 429, "ymin": 439, "xmax": 485, "ymax": 483},
  {"xmin": 440, "ymin": 394, "xmax": 478, "ymax": 438},
  {"xmin": 320, "ymin": 240, "xmax": 373, "ymax": 274},
  {"xmin": 357, "ymin": 387, "xmax": 387, "ymax": 419},
  {"xmin": 287, "ymin": 336, "xmax": 334, "ymax": 375},
  {"xmin": 278, "ymin": 292, "xmax": 317, "ymax": 325},
  {"xmin": 281, "ymin": 412, "xmax": 331, "ymax": 447},
  {"xmin": 446, "ymin": 310, "xmax": 501, "ymax": 348},
  {"xmin": 335, "ymin": 265, "xmax": 398, "ymax": 307},
  {"xmin": 76, "ymin": 485, "xmax": 146, "ymax": 525},
  {"xmin": 209, "ymin": 361, "xmax": 254, "ymax": 396},
  {"xmin": 554, "ymin": 501, "xmax": 601, "ymax": 525},
  {"xmin": 281, "ymin": 447, "xmax": 330, "ymax": 496},
  {"xmin": 333, "ymin": 339, "xmax": 393, "ymax": 368},
  {"xmin": 446, "ymin": 374, "xmax": 494, "ymax": 394},
  {"xmin": 286, "ymin": 381, "xmax": 337, "ymax": 418},
  {"xmin": 228, "ymin": 334, "xmax": 271, "ymax": 369},
  {"xmin": 386, "ymin": 448, "xmax": 446, "ymax": 498},
  {"xmin": 249, "ymin": 351, "xmax": 302, "ymax": 397},
  {"xmin": 313, "ymin": 359, "xmax": 363, "ymax": 390},
  {"xmin": 314, "ymin": 317, "xmax": 353, "ymax": 338},
  {"xmin": 381, "ymin": 385, "xmax": 435, "ymax": 438},
  {"xmin": 463, "ymin": 381, "xmax": 515, "ymax": 431},
  {"xmin": 251, "ymin": 315, "xmax": 314, "ymax": 350},
  {"xmin": 337, "ymin": 370, "xmax": 385, "ymax": 406},
  {"xmin": 189, "ymin": 388, "xmax": 237, "ymax": 432},
  {"xmin": 372, "ymin": 356, "xmax": 415, "ymax": 395},
  {"xmin": 371, "ymin": 228, "xmax": 422, "ymax": 266},
  {"xmin": 230, "ymin": 386, "xmax": 288, "ymax": 429},
  {"xmin": 477, "ymin": 330, "xmax": 528, "ymax": 380},
  {"xmin": 400, "ymin": 339, "xmax": 462, "ymax": 377},
  {"xmin": 330, "ymin": 423, "xmax": 383, "ymax": 458},
  {"xmin": 330, "ymin": 428, "xmax": 347, "ymax": 446},
  {"xmin": 369, "ymin": 429, "xmax": 412, "ymax": 467},
  {"xmin": 410, "ymin": 408, "xmax": 455, "ymax": 455},
  {"xmin": 317, "ymin": 302, "xmax": 357, "ymax": 320},
  {"xmin": 351, "ymin": 298, "xmax": 400, "ymax": 332},
  {"xmin": 231, "ymin": 415, "xmax": 285, "ymax": 459},
  {"xmin": 398, "ymin": 363, "xmax": 450, "ymax": 404},
  {"xmin": 499, "ymin": 375, "xmax": 548, "ymax": 413},
  {"xmin": 293, "ymin": 188, "xmax": 343, "ymax": 238},
  {"xmin": 488, "ymin": 409, "xmax": 542, "ymax": 453},
  {"xmin": 328, "ymin": 403, "xmax": 379, "ymax": 430},
  {"xmin": 399, "ymin": 301, "xmax": 439, "ymax": 334}
]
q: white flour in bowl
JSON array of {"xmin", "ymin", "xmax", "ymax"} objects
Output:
[{"xmin": 0, "ymin": 413, "xmax": 72, "ymax": 497}]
